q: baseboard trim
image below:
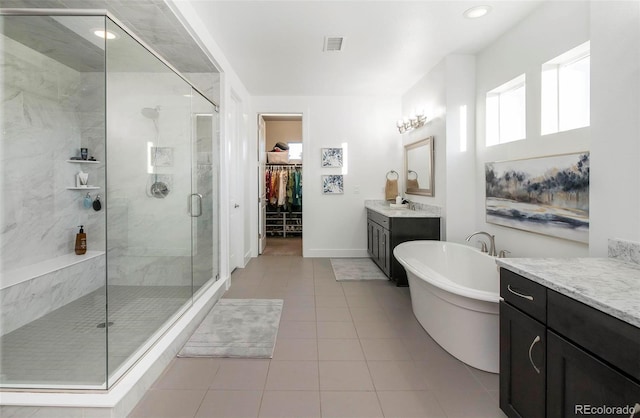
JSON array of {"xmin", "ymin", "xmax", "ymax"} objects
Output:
[{"xmin": 303, "ymin": 249, "xmax": 369, "ymax": 258}]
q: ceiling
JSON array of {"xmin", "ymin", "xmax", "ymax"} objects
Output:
[{"xmin": 190, "ymin": 0, "xmax": 544, "ymax": 96}]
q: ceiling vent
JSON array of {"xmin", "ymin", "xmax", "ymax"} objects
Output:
[{"xmin": 324, "ymin": 36, "xmax": 345, "ymax": 52}]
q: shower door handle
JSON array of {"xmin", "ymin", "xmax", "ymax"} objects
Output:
[{"xmin": 189, "ymin": 193, "xmax": 203, "ymax": 217}]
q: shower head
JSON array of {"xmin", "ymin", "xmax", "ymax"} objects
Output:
[{"xmin": 141, "ymin": 106, "xmax": 160, "ymax": 120}]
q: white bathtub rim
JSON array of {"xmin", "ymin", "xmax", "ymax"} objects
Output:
[{"xmin": 394, "ymin": 245, "xmax": 500, "ymax": 304}]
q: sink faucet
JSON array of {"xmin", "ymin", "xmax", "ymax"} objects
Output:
[{"xmin": 465, "ymin": 231, "xmax": 497, "ymax": 256}]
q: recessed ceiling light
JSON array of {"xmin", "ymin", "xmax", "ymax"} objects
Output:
[
  {"xmin": 463, "ymin": 5, "xmax": 492, "ymax": 19},
  {"xmin": 94, "ymin": 30, "xmax": 117, "ymax": 40}
]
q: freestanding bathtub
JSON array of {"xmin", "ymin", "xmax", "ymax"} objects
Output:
[{"xmin": 393, "ymin": 241, "xmax": 500, "ymax": 373}]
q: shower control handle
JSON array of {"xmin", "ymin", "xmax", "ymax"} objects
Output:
[{"xmin": 189, "ymin": 193, "xmax": 203, "ymax": 217}]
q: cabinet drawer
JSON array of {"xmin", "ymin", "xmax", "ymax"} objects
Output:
[
  {"xmin": 500, "ymin": 269, "xmax": 547, "ymax": 323},
  {"xmin": 367, "ymin": 210, "xmax": 390, "ymax": 229},
  {"xmin": 548, "ymin": 290, "xmax": 640, "ymax": 382}
]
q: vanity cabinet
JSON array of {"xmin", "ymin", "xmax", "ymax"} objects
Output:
[
  {"xmin": 500, "ymin": 268, "xmax": 640, "ymax": 418},
  {"xmin": 500, "ymin": 301, "xmax": 546, "ymax": 418},
  {"xmin": 366, "ymin": 209, "xmax": 440, "ymax": 286}
]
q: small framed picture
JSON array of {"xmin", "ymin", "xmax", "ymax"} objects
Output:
[
  {"xmin": 321, "ymin": 148, "xmax": 343, "ymax": 167},
  {"xmin": 322, "ymin": 175, "xmax": 344, "ymax": 194}
]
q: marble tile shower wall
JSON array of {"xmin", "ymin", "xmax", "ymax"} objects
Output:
[
  {"xmin": 1, "ymin": 34, "xmax": 106, "ymax": 274},
  {"xmin": 106, "ymin": 72, "xmax": 192, "ymax": 287},
  {"xmin": 0, "ymin": 255, "xmax": 105, "ymax": 336}
]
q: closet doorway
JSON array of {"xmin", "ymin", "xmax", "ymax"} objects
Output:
[{"xmin": 258, "ymin": 114, "xmax": 303, "ymax": 256}]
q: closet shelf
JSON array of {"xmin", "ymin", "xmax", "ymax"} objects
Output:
[
  {"xmin": 66, "ymin": 187, "xmax": 100, "ymax": 190},
  {"xmin": 266, "ymin": 211, "xmax": 302, "ymax": 237}
]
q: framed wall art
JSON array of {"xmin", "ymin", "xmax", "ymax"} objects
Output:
[
  {"xmin": 322, "ymin": 175, "xmax": 344, "ymax": 194},
  {"xmin": 485, "ymin": 152, "xmax": 589, "ymax": 243},
  {"xmin": 321, "ymin": 148, "xmax": 343, "ymax": 167}
]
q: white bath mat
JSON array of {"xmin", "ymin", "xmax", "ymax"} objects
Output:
[
  {"xmin": 330, "ymin": 258, "xmax": 388, "ymax": 281},
  {"xmin": 178, "ymin": 299, "xmax": 283, "ymax": 358}
]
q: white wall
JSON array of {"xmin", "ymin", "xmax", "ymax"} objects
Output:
[
  {"xmin": 589, "ymin": 0, "xmax": 640, "ymax": 256},
  {"xmin": 474, "ymin": 1, "xmax": 591, "ymax": 257},
  {"xmin": 168, "ymin": 1, "xmax": 254, "ymax": 275},
  {"xmin": 172, "ymin": 0, "xmax": 640, "ymax": 264},
  {"xmin": 401, "ymin": 60, "xmax": 447, "ymax": 211},
  {"xmin": 400, "ymin": 55, "xmax": 476, "ymax": 243},
  {"xmin": 252, "ymin": 96, "xmax": 402, "ymax": 257}
]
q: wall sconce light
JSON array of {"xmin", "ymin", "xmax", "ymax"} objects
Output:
[{"xmin": 396, "ymin": 109, "xmax": 427, "ymax": 134}]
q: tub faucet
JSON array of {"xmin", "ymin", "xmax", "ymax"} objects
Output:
[{"xmin": 465, "ymin": 231, "xmax": 497, "ymax": 256}]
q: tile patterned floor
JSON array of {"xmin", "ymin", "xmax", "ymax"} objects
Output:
[
  {"xmin": 130, "ymin": 256, "xmax": 507, "ymax": 417},
  {"xmin": 262, "ymin": 237, "xmax": 302, "ymax": 256},
  {"xmin": 0, "ymin": 285, "xmax": 191, "ymax": 387}
]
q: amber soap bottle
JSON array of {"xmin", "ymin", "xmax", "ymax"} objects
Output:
[{"xmin": 75, "ymin": 225, "xmax": 87, "ymax": 255}]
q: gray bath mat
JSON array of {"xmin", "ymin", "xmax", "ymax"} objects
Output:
[
  {"xmin": 178, "ymin": 299, "xmax": 283, "ymax": 358},
  {"xmin": 330, "ymin": 258, "xmax": 388, "ymax": 281}
]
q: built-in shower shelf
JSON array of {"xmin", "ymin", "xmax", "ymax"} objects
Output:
[
  {"xmin": 66, "ymin": 160, "xmax": 101, "ymax": 164},
  {"xmin": 66, "ymin": 187, "xmax": 100, "ymax": 190}
]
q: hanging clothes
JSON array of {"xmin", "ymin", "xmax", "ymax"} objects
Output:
[
  {"xmin": 266, "ymin": 165, "xmax": 302, "ymax": 210},
  {"xmin": 292, "ymin": 169, "xmax": 302, "ymax": 207},
  {"xmin": 265, "ymin": 169, "xmax": 272, "ymax": 203},
  {"xmin": 277, "ymin": 169, "xmax": 288, "ymax": 207},
  {"xmin": 286, "ymin": 170, "xmax": 294, "ymax": 208},
  {"xmin": 269, "ymin": 168, "xmax": 279, "ymax": 205}
]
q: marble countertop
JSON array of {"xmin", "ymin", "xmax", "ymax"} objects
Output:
[
  {"xmin": 496, "ymin": 257, "xmax": 640, "ymax": 328},
  {"xmin": 364, "ymin": 200, "xmax": 441, "ymax": 218}
]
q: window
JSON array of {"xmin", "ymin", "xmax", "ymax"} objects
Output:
[
  {"xmin": 541, "ymin": 41, "xmax": 590, "ymax": 135},
  {"xmin": 486, "ymin": 74, "xmax": 526, "ymax": 146},
  {"xmin": 288, "ymin": 142, "xmax": 303, "ymax": 162}
]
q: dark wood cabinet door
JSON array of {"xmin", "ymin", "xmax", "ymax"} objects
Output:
[
  {"xmin": 500, "ymin": 301, "xmax": 546, "ymax": 418},
  {"xmin": 378, "ymin": 227, "xmax": 390, "ymax": 276},
  {"xmin": 547, "ymin": 331, "xmax": 640, "ymax": 418},
  {"xmin": 366, "ymin": 220, "xmax": 374, "ymax": 257}
]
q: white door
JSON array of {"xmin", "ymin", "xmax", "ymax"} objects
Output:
[
  {"xmin": 258, "ymin": 115, "xmax": 267, "ymax": 254},
  {"xmin": 228, "ymin": 93, "xmax": 244, "ymax": 271}
]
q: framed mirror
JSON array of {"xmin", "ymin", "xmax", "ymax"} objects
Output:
[{"xmin": 405, "ymin": 136, "xmax": 434, "ymax": 196}]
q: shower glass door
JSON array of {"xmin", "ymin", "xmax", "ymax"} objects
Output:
[
  {"xmin": 191, "ymin": 91, "xmax": 218, "ymax": 294},
  {"xmin": 105, "ymin": 18, "xmax": 194, "ymax": 385}
]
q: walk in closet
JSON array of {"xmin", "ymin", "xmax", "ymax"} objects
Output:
[
  {"xmin": 265, "ymin": 165, "xmax": 302, "ymax": 237},
  {"xmin": 260, "ymin": 115, "xmax": 303, "ymax": 256}
]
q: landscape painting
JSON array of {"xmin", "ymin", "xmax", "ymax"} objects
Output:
[{"xmin": 485, "ymin": 152, "xmax": 589, "ymax": 243}]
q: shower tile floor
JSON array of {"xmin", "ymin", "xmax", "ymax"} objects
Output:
[
  {"xmin": 131, "ymin": 256, "xmax": 507, "ymax": 418},
  {"xmin": 0, "ymin": 285, "xmax": 192, "ymax": 387}
]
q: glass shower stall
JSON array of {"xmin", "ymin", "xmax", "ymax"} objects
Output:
[{"xmin": 0, "ymin": 12, "xmax": 219, "ymax": 389}]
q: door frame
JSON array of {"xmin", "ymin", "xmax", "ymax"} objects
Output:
[
  {"xmin": 228, "ymin": 92, "xmax": 244, "ymax": 271},
  {"xmin": 257, "ymin": 113, "xmax": 303, "ymax": 255}
]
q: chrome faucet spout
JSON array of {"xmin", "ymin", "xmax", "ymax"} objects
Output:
[{"xmin": 465, "ymin": 231, "xmax": 497, "ymax": 256}]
